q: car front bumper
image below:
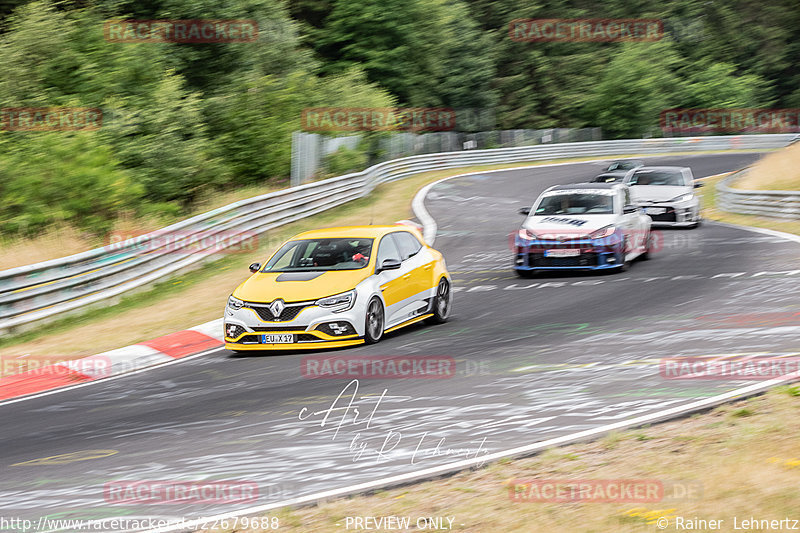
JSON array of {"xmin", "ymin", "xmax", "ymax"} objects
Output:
[
  {"xmin": 641, "ymin": 202, "xmax": 698, "ymax": 226},
  {"xmin": 513, "ymin": 236, "xmax": 625, "ymax": 271},
  {"xmin": 223, "ymin": 299, "xmax": 368, "ymax": 351}
]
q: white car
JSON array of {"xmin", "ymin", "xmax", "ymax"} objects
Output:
[
  {"xmin": 514, "ymin": 183, "xmax": 653, "ymax": 276},
  {"xmin": 623, "ymin": 166, "xmax": 702, "ymax": 227}
]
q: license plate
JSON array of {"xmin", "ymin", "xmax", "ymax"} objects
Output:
[
  {"xmin": 544, "ymin": 249, "xmax": 580, "ymax": 257},
  {"xmin": 645, "ymin": 207, "xmax": 666, "ymax": 215},
  {"xmin": 262, "ymin": 334, "xmax": 294, "ymax": 344}
]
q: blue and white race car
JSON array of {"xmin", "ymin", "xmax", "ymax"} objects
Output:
[{"xmin": 514, "ymin": 183, "xmax": 653, "ymax": 277}]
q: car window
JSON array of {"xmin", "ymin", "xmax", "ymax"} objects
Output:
[
  {"xmin": 376, "ymin": 234, "xmax": 402, "ymax": 267},
  {"xmin": 535, "ymin": 193, "xmax": 614, "ymax": 215},
  {"xmin": 263, "ymin": 238, "xmax": 373, "ymax": 271},
  {"xmin": 393, "ymin": 231, "xmax": 422, "ymax": 260},
  {"xmin": 628, "ymin": 170, "xmax": 685, "ymax": 186}
]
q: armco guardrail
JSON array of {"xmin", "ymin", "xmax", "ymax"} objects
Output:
[
  {"xmin": 0, "ymin": 134, "xmax": 792, "ymax": 335},
  {"xmin": 717, "ymin": 169, "xmax": 800, "ymax": 219}
]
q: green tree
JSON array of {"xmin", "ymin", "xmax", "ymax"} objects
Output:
[
  {"xmin": 583, "ymin": 41, "xmax": 684, "ymax": 138},
  {"xmin": 0, "ymin": 133, "xmax": 141, "ymax": 236},
  {"xmin": 316, "ymin": 0, "xmax": 496, "ymax": 109}
]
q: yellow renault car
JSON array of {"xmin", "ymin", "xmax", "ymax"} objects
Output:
[{"xmin": 223, "ymin": 225, "xmax": 452, "ymax": 350}]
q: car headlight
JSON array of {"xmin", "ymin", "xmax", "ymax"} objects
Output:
[
  {"xmin": 589, "ymin": 225, "xmax": 617, "ymax": 239},
  {"xmin": 668, "ymin": 193, "xmax": 694, "ymax": 203},
  {"xmin": 518, "ymin": 229, "xmax": 536, "ymax": 240},
  {"xmin": 227, "ymin": 296, "xmax": 244, "ymax": 310},
  {"xmin": 316, "ymin": 290, "xmax": 356, "ymax": 312}
]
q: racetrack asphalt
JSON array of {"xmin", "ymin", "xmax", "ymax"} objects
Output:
[{"xmin": 1, "ymin": 152, "xmax": 799, "ymax": 530}]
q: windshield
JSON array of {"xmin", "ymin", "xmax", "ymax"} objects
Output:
[
  {"xmin": 606, "ymin": 161, "xmax": 639, "ymax": 171},
  {"xmin": 263, "ymin": 238, "xmax": 374, "ymax": 272},
  {"xmin": 535, "ymin": 193, "xmax": 615, "ymax": 215},
  {"xmin": 628, "ymin": 170, "xmax": 685, "ymax": 186}
]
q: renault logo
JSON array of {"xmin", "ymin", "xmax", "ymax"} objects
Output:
[{"xmin": 268, "ymin": 299, "xmax": 285, "ymax": 318}]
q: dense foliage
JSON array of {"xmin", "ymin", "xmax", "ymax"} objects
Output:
[{"xmin": 0, "ymin": 0, "xmax": 797, "ymax": 236}]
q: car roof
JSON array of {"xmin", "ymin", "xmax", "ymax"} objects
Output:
[
  {"xmin": 630, "ymin": 166, "xmax": 689, "ymax": 172},
  {"xmin": 547, "ymin": 182, "xmax": 623, "ymax": 191},
  {"xmin": 291, "ymin": 225, "xmax": 420, "ymax": 240}
]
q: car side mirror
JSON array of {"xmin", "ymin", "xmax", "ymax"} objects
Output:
[
  {"xmin": 623, "ymin": 205, "xmax": 638, "ymax": 214},
  {"xmin": 249, "ymin": 262, "xmax": 261, "ymax": 273},
  {"xmin": 378, "ymin": 258, "xmax": 402, "ymax": 272},
  {"xmin": 694, "ymin": 182, "xmax": 704, "ymax": 188},
  {"xmin": 518, "ymin": 207, "xmax": 531, "ymax": 216}
]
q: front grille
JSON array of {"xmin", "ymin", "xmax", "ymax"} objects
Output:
[
  {"xmin": 649, "ymin": 207, "xmax": 676, "ymax": 222},
  {"xmin": 246, "ymin": 303, "xmax": 310, "ymax": 322},
  {"xmin": 251, "ymin": 325, "xmax": 306, "ymax": 332},
  {"xmin": 315, "ymin": 321, "xmax": 357, "ymax": 336},
  {"xmin": 528, "ymin": 253, "xmax": 598, "ymax": 267},
  {"xmin": 297, "ymin": 334, "xmax": 321, "ymax": 342}
]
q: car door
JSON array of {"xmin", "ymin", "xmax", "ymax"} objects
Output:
[
  {"xmin": 623, "ymin": 187, "xmax": 651, "ymax": 254},
  {"xmin": 392, "ymin": 231, "xmax": 433, "ymax": 318},
  {"xmin": 618, "ymin": 188, "xmax": 640, "ymax": 256},
  {"xmin": 374, "ymin": 234, "xmax": 411, "ymax": 327}
]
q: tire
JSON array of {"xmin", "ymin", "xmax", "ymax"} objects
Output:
[
  {"xmin": 515, "ymin": 269, "xmax": 537, "ymax": 279},
  {"xmin": 427, "ymin": 278, "xmax": 452, "ymax": 324},
  {"xmin": 364, "ymin": 297, "xmax": 385, "ymax": 344}
]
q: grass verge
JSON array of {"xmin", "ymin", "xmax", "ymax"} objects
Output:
[{"xmin": 203, "ymin": 386, "xmax": 800, "ymax": 533}]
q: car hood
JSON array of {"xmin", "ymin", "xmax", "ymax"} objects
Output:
[
  {"xmin": 629, "ymin": 185, "xmax": 690, "ymax": 203},
  {"xmin": 523, "ymin": 214, "xmax": 618, "ymax": 237},
  {"xmin": 233, "ymin": 269, "xmax": 371, "ymax": 303}
]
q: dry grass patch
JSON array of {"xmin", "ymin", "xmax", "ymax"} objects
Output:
[{"xmin": 735, "ymin": 142, "xmax": 800, "ymax": 191}]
